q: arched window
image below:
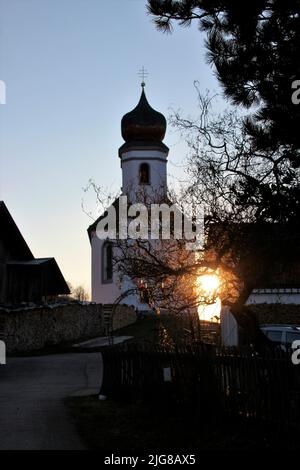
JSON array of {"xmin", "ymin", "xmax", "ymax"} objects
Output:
[
  {"xmin": 102, "ymin": 242, "xmax": 113, "ymax": 283},
  {"xmin": 139, "ymin": 163, "xmax": 150, "ymax": 184}
]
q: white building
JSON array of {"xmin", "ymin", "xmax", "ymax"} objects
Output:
[
  {"xmin": 246, "ymin": 288, "xmax": 300, "ymax": 305},
  {"xmin": 88, "ymin": 85, "xmax": 169, "ymax": 310}
]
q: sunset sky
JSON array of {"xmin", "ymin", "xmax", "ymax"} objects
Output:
[{"xmin": 0, "ymin": 0, "xmax": 224, "ymax": 294}]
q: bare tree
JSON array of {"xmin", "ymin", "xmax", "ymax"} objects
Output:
[
  {"xmin": 72, "ymin": 285, "xmax": 90, "ymax": 302},
  {"xmin": 111, "ymin": 90, "xmax": 299, "ymax": 347},
  {"xmin": 82, "ymin": 88, "xmax": 299, "ymax": 347}
]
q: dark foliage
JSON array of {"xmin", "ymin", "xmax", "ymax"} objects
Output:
[{"xmin": 148, "ymin": 0, "xmax": 300, "ymax": 169}]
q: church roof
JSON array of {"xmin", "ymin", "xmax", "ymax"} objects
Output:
[
  {"xmin": 118, "ymin": 140, "xmax": 169, "ymax": 158},
  {"xmin": 87, "ymin": 197, "xmax": 121, "ymax": 242},
  {"xmin": 121, "ymin": 87, "xmax": 167, "ymax": 143},
  {"xmin": 87, "ymin": 195, "xmax": 186, "ymax": 242}
]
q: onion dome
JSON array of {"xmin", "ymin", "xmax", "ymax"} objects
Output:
[{"xmin": 121, "ymin": 86, "xmax": 167, "ymax": 143}]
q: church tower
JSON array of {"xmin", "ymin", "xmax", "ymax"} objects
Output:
[
  {"xmin": 88, "ymin": 85, "xmax": 169, "ymax": 308},
  {"xmin": 119, "ymin": 84, "xmax": 169, "ymax": 203}
]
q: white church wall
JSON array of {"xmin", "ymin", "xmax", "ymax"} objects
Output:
[
  {"xmin": 91, "ymin": 234, "xmax": 151, "ymax": 310},
  {"xmin": 91, "ymin": 235, "xmax": 121, "ymax": 304},
  {"xmin": 120, "ymin": 276, "xmax": 151, "ymax": 311},
  {"xmin": 121, "ymin": 149, "xmax": 167, "ymax": 201}
]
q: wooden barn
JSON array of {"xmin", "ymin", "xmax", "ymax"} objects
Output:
[{"xmin": 0, "ymin": 201, "xmax": 70, "ymax": 305}]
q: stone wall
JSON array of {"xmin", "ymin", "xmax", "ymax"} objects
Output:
[
  {"xmin": 0, "ymin": 303, "xmax": 137, "ymax": 353},
  {"xmin": 102, "ymin": 303, "xmax": 139, "ymax": 331}
]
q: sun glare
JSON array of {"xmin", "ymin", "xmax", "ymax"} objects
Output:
[
  {"xmin": 197, "ymin": 273, "xmax": 221, "ymax": 322},
  {"xmin": 197, "ymin": 274, "xmax": 220, "ymax": 295},
  {"xmin": 198, "ymin": 297, "xmax": 221, "ymax": 322}
]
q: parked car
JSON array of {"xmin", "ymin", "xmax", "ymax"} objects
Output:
[{"xmin": 260, "ymin": 324, "xmax": 300, "ymax": 350}]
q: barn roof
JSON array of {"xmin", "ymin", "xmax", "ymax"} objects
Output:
[
  {"xmin": 0, "ymin": 201, "xmax": 34, "ymax": 260},
  {"xmin": 7, "ymin": 258, "xmax": 70, "ymax": 296},
  {"xmin": 0, "ymin": 202, "xmax": 70, "ymax": 297}
]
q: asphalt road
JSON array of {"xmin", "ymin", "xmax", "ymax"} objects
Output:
[{"xmin": 0, "ymin": 352, "xmax": 102, "ymax": 450}]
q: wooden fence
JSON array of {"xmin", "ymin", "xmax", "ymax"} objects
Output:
[
  {"xmin": 100, "ymin": 343, "xmax": 300, "ymax": 430},
  {"xmin": 214, "ymin": 348, "xmax": 300, "ymax": 428}
]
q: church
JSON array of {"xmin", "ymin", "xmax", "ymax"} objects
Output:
[
  {"xmin": 88, "ymin": 84, "xmax": 170, "ymax": 311},
  {"xmin": 87, "ymin": 84, "xmax": 300, "ymax": 325}
]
